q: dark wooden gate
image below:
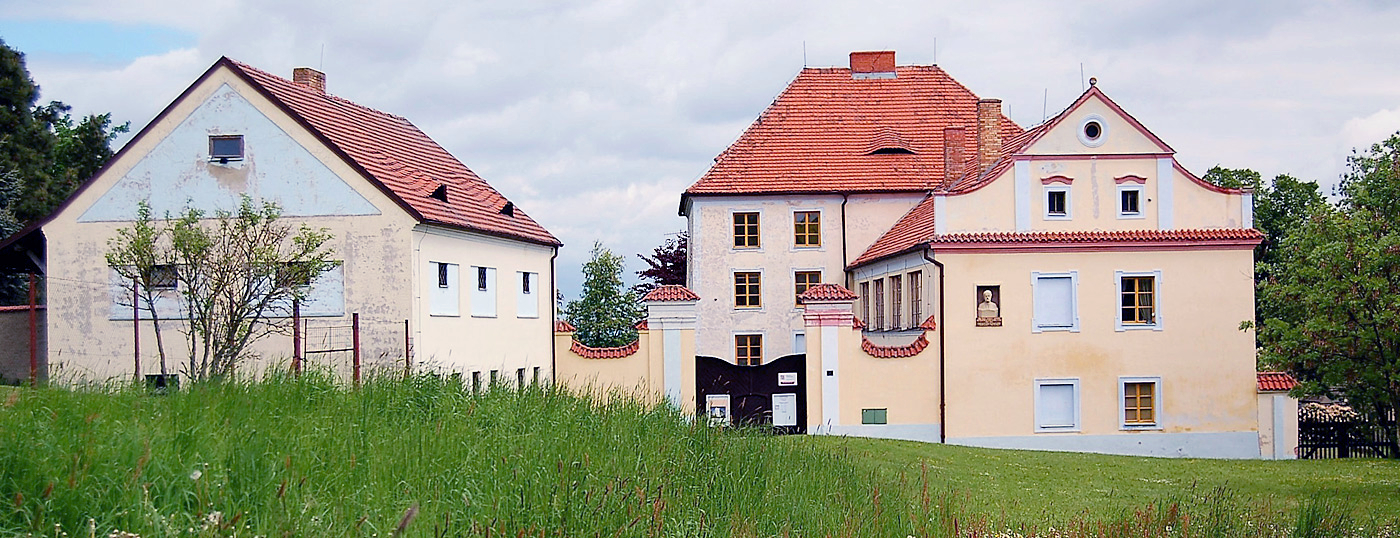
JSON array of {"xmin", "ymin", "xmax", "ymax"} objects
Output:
[
  {"xmin": 1298, "ymin": 405, "xmax": 1398, "ymax": 459},
  {"xmin": 696, "ymin": 354, "xmax": 806, "ymax": 434}
]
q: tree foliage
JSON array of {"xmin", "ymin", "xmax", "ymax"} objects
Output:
[
  {"xmin": 105, "ymin": 202, "xmax": 174, "ymax": 376},
  {"xmin": 1256, "ymin": 134, "xmax": 1400, "ymax": 456},
  {"xmin": 632, "ymin": 231, "xmax": 687, "ymax": 296},
  {"xmin": 107, "ymin": 197, "xmax": 336, "ymax": 380},
  {"xmin": 564, "ymin": 242, "xmax": 641, "ymax": 348}
]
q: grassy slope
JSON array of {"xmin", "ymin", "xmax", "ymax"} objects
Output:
[
  {"xmin": 0, "ymin": 378, "xmax": 1396, "ymax": 537},
  {"xmin": 808, "ymin": 437, "xmax": 1400, "ymax": 524}
]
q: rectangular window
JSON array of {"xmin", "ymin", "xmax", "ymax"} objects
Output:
[
  {"xmin": 890, "ymin": 275, "xmax": 903, "ymax": 328},
  {"xmin": 873, "ymin": 278, "xmax": 885, "ymax": 330},
  {"xmin": 430, "ymin": 262, "xmax": 459, "ymax": 316},
  {"xmin": 1123, "ymin": 381, "xmax": 1156, "ymax": 426},
  {"xmin": 859, "ymin": 281, "xmax": 870, "ymax": 325},
  {"xmin": 1121, "ymin": 276, "xmax": 1155, "ymax": 325},
  {"xmin": 532, "ymin": 366, "xmax": 541, "ymax": 385},
  {"xmin": 794, "ymin": 270, "xmax": 821, "ymax": 306},
  {"xmin": 793, "ymin": 211, "xmax": 820, "ymax": 247},
  {"xmin": 735, "ymin": 334, "xmax": 762, "ymax": 366},
  {"xmin": 734, "ymin": 272, "xmax": 761, "ymax": 309},
  {"xmin": 490, "ymin": 369, "xmax": 499, "ymax": 385},
  {"xmin": 209, "ymin": 134, "xmax": 244, "ymax": 161},
  {"xmin": 908, "ymin": 271, "xmax": 923, "ymax": 324},
  {"xmin": 733, "ymin": 212, "xmax": 760, "ymax": 248},
  {"xmin": 861, "ymin": 408, "xmax": 888, "ymax": 425},
  {"xmin": 1032, "ymin": 272, "xmax": 1078, "ymax": 332},
  {"xmin": 1045, "ymin": 187, "xmax": 1070, "ymax": 219},
  {"xmin": 1120, "ymin": 187, "xmax": 1142, "ymax": 216},
  {"xmin": 1035, "ymin": 379, "xmax": 1080, "ymax": 432},
  {"xmin": 793, "ymin": 332, "xmax": 806, "ymax": 354},
  {"xmin": 517, "ymin": 271, "xmax": 539, "ymax": 318},
  {"xmin": 471, "ymin": 266, "xmax": 497, "ymax": 317},
  {"xmin": 147, "ymin": 264, "xmax": 179, "ymax": 290}
]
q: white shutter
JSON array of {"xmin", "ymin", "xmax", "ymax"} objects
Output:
[
  {"xmin": 1035, "ymin": 275, "xmax": 1074, "ymax": 328},
  {"xmin": 1038, "ymin": 383, "xmax": 1076, "ymax": 428}
]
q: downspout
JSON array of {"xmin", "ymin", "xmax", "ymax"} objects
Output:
[
  {"xmin": 922, "ymin": 248, "xmax": 947, "ymax": 443},
  {"xmin": 550, "ymin": 246, "xmax": 559, "ymax": 385},
  {"xmin": 840, "ymin": 195, "xmax": 850, "ymax": 288}
]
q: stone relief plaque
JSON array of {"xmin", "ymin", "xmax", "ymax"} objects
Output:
[{"xmin": 976, "ymin": 285, "xmax": 1002, "ymax": 327}]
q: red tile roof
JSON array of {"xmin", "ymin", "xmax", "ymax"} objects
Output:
[
  {"xmin": 852, "ymin": 316, "xmax": 866, "ymax": 329},
  {"xmin": 852, "ymin": 224, "xmax": 1263, "ymax": 268},
  {"xmin": 800, "ymin": 283, "xmax": 859, "ymax": 302},
  {"xmin": 861, "ymin": 333, "xmax": 929, "ymax": 358},
  {"xmin": 918, "ymin": 315, "xmax": 937, "ymax": 331},
  {"xmin": 634, "ymin": 319, "xmax": 649, "ymax": 331},
  {"xmin": 554, "ymin": 320, "xmax": 577, "ymax": 333},
  {"xmin": 226, "ymin": 59, "xmax": 560, "ymax": 247},
  {"xmin": 570, "ymin": 340, "xmax": 640, "ymax": 359},
  {"xmin": 1258, "ymin": 372, "xmax": 1299, "ymax": 392},
  {"xmin": 684, "ymin": 65, "xmax": 1023, "ymax": 198},
  {"xmin": 641, "ymin": 284, "xmax": 700, "ymax": 302}
]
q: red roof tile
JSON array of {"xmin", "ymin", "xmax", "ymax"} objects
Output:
[
  {"xmin": 1258, "ymin": 372, "xmax": 1299, "ymax": 392},
  {"xmin": 800, "ymin": 283, "xmax": 859, "ymax": 302},
  {"xmin": 226, "ymin": 59, "xmax": 560, "ymax": 247},
  {"xmin": 918, "ymin": 315, "xmax": 937, "ymax": 331},
  {"xmin": 852, "ymin": 316, "xmax": 866, "ymax": 329},
  {"xmin": 554, "ymin": 320, "xmax": 577, "ymax": 333},
  {"xmin": 634, "ymin": 319, "xmax": 649, "ymax": 331},
  {"xmin": 861, "ymin": 334, "xmax": 929, "ymax": 358},
  {"xmin": 641, "ymin": 284, "xmax": 700, "ymax": 302},
  {"xmin": 684, "ymin": 65, "xmax": 1023, "ymax": 198},
  {"xmin": 570, "ymin": 340, "xmax": 640, "ymax": 359}
]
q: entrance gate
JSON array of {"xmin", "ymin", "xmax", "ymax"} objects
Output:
[{"xmin": 695, "ymin": 354, "xmax": 806, "ymax": 434}]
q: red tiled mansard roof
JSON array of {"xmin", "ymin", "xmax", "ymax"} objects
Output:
[
  {"xmin": 684, "ymin": 61, "xmax": 1023, "ymax": 199},
  {"xmin": 227, "ymin": 59, "xmax": 560, "ymax": 247}
]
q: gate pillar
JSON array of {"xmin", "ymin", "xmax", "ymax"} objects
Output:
[
  {"xmin": 800, "ymin": 284, "xmax": 859, "ymax": 434},
  {"xmin": 642, "ymin": 285, "xmax": 700, "ymax": 413}
]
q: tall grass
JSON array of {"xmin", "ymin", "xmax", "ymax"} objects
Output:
[{"xmin": 0, "ymin": 374, "xmax": 1393, "ymax": 537}]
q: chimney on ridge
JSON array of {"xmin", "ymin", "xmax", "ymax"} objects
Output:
[
  {"xmin": 850, "ymin": 51, "xmax": 897, "ymax": 79},
  {"xmin": 943, "ymin": 126, "xmax": 967, "ymax": 188},
  {"xmin": 293, "ymin": 67, "xmax": 326, "ymax": 95},
  {"xmin": 976, "ymin": 99, "xmax": 1003, "ymax": 172}
]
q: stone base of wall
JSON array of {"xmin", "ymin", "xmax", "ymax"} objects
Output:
[{"xmin": 948, "ymin": 431, "xmax": 1262, "ymax": 459}]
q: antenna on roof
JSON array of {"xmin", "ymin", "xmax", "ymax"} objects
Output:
[
  {"xmin": 802, "ymin": 41, "xmax": 807, "ymax": 67},
  {"xmin": 319, "ymin": 44, "xmax": 325, "ymax": 70},
  {"xmin": 933, "ymin": 38, "xmax": 937, "ymax": 64},
  {"xmin": 1080, "ymin": 63, "xmax": 1085, "ymax": 91},
  {"xmin": 1042, "ymin": 88, "xmax": 1048, "ymax": 123}
]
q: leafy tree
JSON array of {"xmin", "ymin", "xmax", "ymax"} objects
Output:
[
  {"xmin": 632, "ymin": 231, "xmax": 687, "ymax": 296},
  {"xmin": 0, "ymin": 39, "xmax": 56, "ymax": 225},
  {"xmin": 24, "ymin": 108, "xmax": 129, "ymax": 220},
  {"xmin": 1256, "ymin": 136, "xmax": 1400, "ymax": 456},
  {"xmin": 0, "ymin": 164, "xmax": 23, "ymax": 302},
  {"xmin": 106, "ymin": 201, "xmax": 174, "ymax": 377},
  {"xmin": 1201, "ymin": 166, "xmax": 1261, "ymax": 190},
  {"xmin": 107, "ymin": 197, "xmax": 336, "ymax": 380},
  {"xmin": 564, "ymin": 242, "xmax": 641, "ymax": 348}
]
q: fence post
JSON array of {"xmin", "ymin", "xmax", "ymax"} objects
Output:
[
  {"xmin": 352, "ymin": 312, "xmax": 361, "ymax": 386},
  {"xmin": 404, "ymin": 318, "xmax": 411, "ymax": 378},
  {"xmin": 292, "ymin": 298, "xmax": 302, "ymax": 376},
  {"xmin": 132, "ymin": 281, "xmax": 140, "ymax": 383}
]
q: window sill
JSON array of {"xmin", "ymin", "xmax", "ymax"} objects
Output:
[
  {"xmin": 1116, "ymin": 323, "xmax": 1161, "ymax": 332},
  {"xmin": 1044, "ymin": 214, "xmax": 1072, "ymax": 221},
  {"xmin": 1033, "ymin": 325, "xmax": 1079, "ymax": 333},
  {"xmin": 470, "ymin": 314, "xmax": 498, "ymax": 319},
  {"xmin": 1034, "ymin": 426, "xmax": 1081, "ymax": 433},
  {"xmin": 1117, "ymin": 213, "xmax": 1146, "ymax": 220},
  {"xmin": 517, "ymin": 315, "xmax": 540, "ymax": 319},
  {"xmin": 429, "ymin": 313, "xmax": 461, "ymax": 318},
  {"xmin": 734, "ymin": 307, "xmax": 765, "ymax": 313},
  {"xmin": 1121, "ymin": 424, "xmax": 1163, "ymax": 431},
  {"xmin": 731, "ymin": 247, "xmax": 764, "ymax": 253}
]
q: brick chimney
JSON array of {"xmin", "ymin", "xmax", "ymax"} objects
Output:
[
  {"xmin": 293, "ymin": 67, "xmax": 326, "ymax": 95},
  {"xmin": 943, "ymin": 126, "xmax": 967, "ymax": 188},
  {"xmin": 850, "ymin": 51, "xmax": 896, "ymax": 79},
  {"xmin": 976, "ymin": 99, "xmax": 1002, "ymax": 172}
]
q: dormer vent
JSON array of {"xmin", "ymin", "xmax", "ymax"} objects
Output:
[
  {"xmin": 429, "ymin": 184, "xmax": 448, "ymax": 202},
  {"xmin": 865, "ymin": 127, "xmax": 914, "ymax": 155},
  {"xmin": 500, "ymin": 201, "xmax": 514, "ymax": 216}
]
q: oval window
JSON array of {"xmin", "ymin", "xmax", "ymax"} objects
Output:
[
  {"xmin": 1077, "ymin": 114, "xmax": 1109, "ymax": 148},
  {"xmin": 1084, "ymin": 121, "xmax": 1102, "ymax": 140}
]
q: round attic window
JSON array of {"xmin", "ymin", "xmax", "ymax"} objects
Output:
[{"xmin": 1077, "ymin": 114, "xmax": 1108, "ymax": 148}]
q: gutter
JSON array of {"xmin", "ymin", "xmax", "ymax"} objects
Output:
[
  {"xmin": 922, "ymin": 248, "xmax": 947, "ymax": 443},
  {"xmin": 840, "ymin": 195, "xmax": 850, "ymax": 288}
]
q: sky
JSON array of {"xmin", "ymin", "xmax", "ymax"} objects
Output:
[{"xmin": 3, "ymin": 0, "xmax": 1399, "ymax": 298}]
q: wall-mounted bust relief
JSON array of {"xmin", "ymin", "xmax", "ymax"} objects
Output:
[{"xmin": 976, "ymin": 285, "xmax": 1002, "ymax": 327}]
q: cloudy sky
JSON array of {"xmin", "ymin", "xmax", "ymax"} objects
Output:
[{"xmin": 3, "ymin": 0, "xmax": 1399, "ymax": 297}]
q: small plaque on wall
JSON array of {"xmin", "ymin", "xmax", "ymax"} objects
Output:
[
  {"xmin": 976, "ymin": 285, "xmax": 1002, "ymax": 327},
  {"xmin": 778, "ymin": 372, "xmax": 798, "ymax": 386}
]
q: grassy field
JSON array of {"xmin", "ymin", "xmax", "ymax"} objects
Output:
[{"xmin": 0, "ymin": 375, "xmax": 1395, "ymax": 538}]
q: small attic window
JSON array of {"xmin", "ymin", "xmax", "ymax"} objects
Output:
[
  {"xmin": 869, "ymin": 147, "xmax": 915, "ymax": 155},
  {"xmin": 209, "ymin": 135, "xmax": 244, "ymax": 163},
  {"xmin": 1077, "ymin": 114, "xmax": 1108, "ymax": 148},
  {"xmin": 429, "ymin": 184, "xmax": 448, "ymax": 203},
  {"xmin": 500, "ymin": 201, "xmax": 514, "ymax": 216}
]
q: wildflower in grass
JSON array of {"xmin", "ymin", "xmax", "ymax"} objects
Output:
[{"xmin": 189, "ymin": 469, "xmax": 202, "ymax": 481}]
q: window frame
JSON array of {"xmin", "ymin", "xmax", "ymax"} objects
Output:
[
  {"xmin": 731, "ymin": 211, "xmax": 761, "ymax": 249},
  {"xmin": 735, "ymin": 333, "xmax": 763, "ymax": 366},
  {"xmin": 859, "ymin": 281, "xmax": 870, "ymax": 326},
  {"xmin": 792, "ymin": 210, "xmax": 821, "ymax": 248},
  {"xmin": 1115, "ymin": 270, "xmax": 1163, "ymax": 331},
  {"xmin": 890, "ymin": 274, "xmax": 903, "ymax": 329},
  {"xmin": 1119, "ymin": 376, "xmax": 1163, "ymax": 430},
  {"xmin": 1031, "ymin": 271, "xmax": 1079, "ymax": 333},
  {"xmin": 861, "ymin": 408, "xmax": 888, "ymax": 425},
  {"xmin": 146, "ymin": 264, "xmax": 179, "ymax": 291},
  {"xmin": 908, "ymin": 271, "xmax": 923, "ymax": 325},
  {"xmin": 1044, "ymin": 185, "xmax": 1072, "ymax": 220},
  {"xmin": 734, "ymin": 271, "xmax": 762, "ymax": 309},
  {"xmin": 1118, "ymin": 185, "xmax": 1145, "ymax": 219},
  {"xmin": 1034, "ymin": 378, "xmax": 1081, "ymax": 432},
  {"xmin": 793, "ymin": 270, "xmax": 821, "ymax": 307},
  {"xmin": 873, "ymin": 278, "xmax": 886, "ymax": 330},
  {"xmin": 208, "ymin": 134, "xmax": 244, "ymax": 162}
]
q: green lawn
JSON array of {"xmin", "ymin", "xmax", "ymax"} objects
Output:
[
  {"xmin": 0, "ymin": 375, "xmax": 1395, "ymax": 537},
  {"xmin": 808, "ymin": 436, "xmax": 1400, "ymax": 525}
]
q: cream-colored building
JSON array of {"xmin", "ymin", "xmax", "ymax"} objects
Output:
[
  {"xmin": 679, "ymin": 50, "xmax": 1274, "ymax": 458},
  {"xmin": 0, "ymin": 58, "xmax": 560, "ymax": 384}
]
